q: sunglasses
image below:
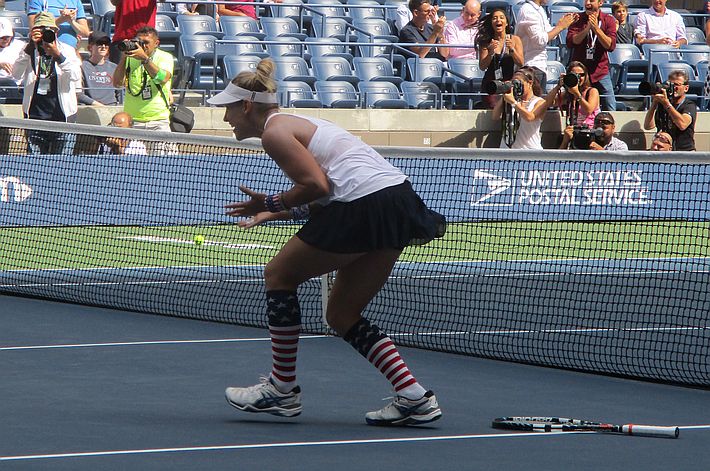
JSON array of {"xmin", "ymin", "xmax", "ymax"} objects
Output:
[{"xmin": 595, "ymin": 120, "xmax": 613, "ymax": 126}]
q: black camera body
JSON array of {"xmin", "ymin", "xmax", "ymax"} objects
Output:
[
  {"xmin": 486, "ymin": 79, "xmax": 524, "ymax": 100},
  {"xmin": 638, "ymin": 81, "xmax": 676, "ymax": 98},
  {"xmin": 572, "ymin": 125, "xmax": 604, "ymax": 150},
  {"xmin": 41, "ymin": 28, "xmax": 56, "ymax": 43},
  {"xmin": 117, "ymin": 39, "xmax": 146, "ymax": 53},
  {"xmin": 563, "ymin": 72, "xmax": 580, "ymax": 89}
]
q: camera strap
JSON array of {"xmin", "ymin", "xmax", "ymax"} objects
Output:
[{"xmin": 125, "ymin": 60, "xmax": 149, "ymax": 97}]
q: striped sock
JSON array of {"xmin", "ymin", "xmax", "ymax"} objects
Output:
[
  {"xmin": 266, "ymin": 290, "xmax": 301, "ymax": 393},
  {"xmin": 344, "ymin": 318, "xmax": 427, "ymax": 400}
]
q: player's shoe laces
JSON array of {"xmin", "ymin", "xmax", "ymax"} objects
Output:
[
  {"xmin": 365, "ymin": 390, "xmax": 442, "ymax": 426},
  {"xmin": 225, "ymin": 377, "xmax": 302, "ymax": 417}
]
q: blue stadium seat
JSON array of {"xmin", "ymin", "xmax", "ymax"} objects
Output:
[
  {"xmin": 260, "ymin": 17, "xmax": 308, "ymax": 41},
  {"xmin": 222, "ymin": 55, "xmax": 261, "ymax": 82},
  {"xmin": 179, "ymin": 35, "xmax": 225, "ymax": 90},
  {"xmin": 685, "ymin": 26, "xmax": 706, "ymax": 45},
  {"xmin": 219, "ymin": 16, "xmax": 264, "ymax": 40},
  {"xmin": 265, "ymin": 36, "xmax": 311, "ymax": 62},
  {"xmin": 272, "ymin": 56, "xmax": 317, "ymax": 88},
  {"xmin": 348, "ymin": 0, "xmax": 386, "ymax": 22},
  {"xmin": 401, "ymin": 81, "xmax": 442, "ymax": 109},
  {"xmin": 3, "ymin": 0, "xmax": 26, "ymax": 11},
  {"xmin": 277, "ymin": 80, "xmax": 323, "ymax": 108},
  {"xmin": 680, "ymin": 44, "xmax": 710, "ymax": 72},
  {"xmin": 221, "ymin": 35, "xmax": 270, "ymax": 59},
  {"xmin": 176, "ymin": 15, "xmax": 224, "ymax": 39},
  {"xmin": 315, "ymin": 80, "xmax": 360, "ymax": 108},
  {"xmin": 311, "ymin": 56, "xmax": 360, "ymax": 85},
  {"xmin": 358, "ymin": 81, "xmax": 408, "ymax": 108},
  {"xmin": 545, "ymin": 60, "xmax": 566, "ymax": 93},
  {"xmin": 311, "ymin": 17, "xmax": 358, "ymax": 42},
  {"xmin": 353, "ymin": 18, "xmax": 398, "ymax": 42},
  {"xmin": 156, "ymin": 1, "xmax": 178, "ymax": 20},
  {"xmin": 447, "ymin": 57, "xmax": 485, "ymax": 109},
  {"xmin": 155, "ymin": 15, "xmax": 180, "ymax": 57},
  {"xmin": 89, "ymin": 0, "xmax": 114, "ymax": 34},
  {"xmin": 0, "ymin": 10, "xmax": 29, "ymax": 37},
  {"xmin": 306, "ymin": 0, "xmax": 352, "ymax": 23},
  {"xmin": 353, "ymin": 56, "xmax": 403, "ymax": 87},
  {"xmin": 406, "ymin": 57, "xmax": 456, "ymax": 91},
  {"xmin": 268, "ymin": 0, "xmax": 313, "ymax": 32},
  {"xmin": 305, "ymin": 37, "xmax": 354, "ymax": 64},
  {"xmin": 608, "ymin": 43, "xmax": 643, "ymax": 92}
]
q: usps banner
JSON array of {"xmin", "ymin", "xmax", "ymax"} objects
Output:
[{"xmin": 393, "ymin": 159, "xmax": 710, "ymax": 222}]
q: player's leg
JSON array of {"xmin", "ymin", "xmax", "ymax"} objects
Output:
[{"xmin": 327, "ymin": 249, "xmax": 442, "ymax": 426}]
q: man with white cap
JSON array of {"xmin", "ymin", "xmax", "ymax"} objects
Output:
[
  {"xmin": 0, "ymin": 18, "xmax": 25, "ymax": 85},
  {"xmin": 12, "ymin": 11, "xmax": 81, "ymax": 154}
]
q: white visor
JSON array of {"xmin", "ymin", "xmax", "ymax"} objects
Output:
[{"xmin": 207, "ymin": 82, "xmax": 278, "ymax": 106}]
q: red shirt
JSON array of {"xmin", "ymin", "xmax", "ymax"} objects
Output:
[
  {"xmin": 566, "ymin": 11, "xmax": 617, "ymax": 84},
  {"xmin": 113, "ymin": 0, "xmax": 157, "ymax": 42},
  {"xmin": 224, "ymin": 0, "xmax": 256, "ymax": 19}
]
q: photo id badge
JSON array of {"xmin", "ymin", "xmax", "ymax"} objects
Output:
[
  {"xmin": 495, "ymin": 67, "xmax": 502, "ymax": 80},
  {"xmin": 142, "ymin": 85, "xmax": 152, "ymax": 100},
  {"xmin": 586, "ymin": 47, "xmax": 595, "ymax": 60}
]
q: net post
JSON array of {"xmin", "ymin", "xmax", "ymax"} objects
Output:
[{"xmin": 320, "ymin": 271, "xmax": 335, "ymax": 332}]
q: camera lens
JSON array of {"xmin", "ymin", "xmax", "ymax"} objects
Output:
[
  {"xmin": 563, "ymin": 73, "xmax": 579, "ymax": 89},
  {"xmin": 41, "ymin": 28, "xmax": 56, "ymax": 43}
]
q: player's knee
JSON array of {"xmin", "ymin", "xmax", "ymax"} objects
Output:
[{"xmin": 264, "ymin": 259, "xmax": 296, "ymax": 291}]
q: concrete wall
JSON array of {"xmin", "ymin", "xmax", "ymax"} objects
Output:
[{"xmin": 2, "ymin": 104, "xmax": 708, "ymax": 151}]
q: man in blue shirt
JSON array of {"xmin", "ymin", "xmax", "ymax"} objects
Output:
[{"xmin": 27, "ymin": 0, "xmax": 90, "ymax": 49}]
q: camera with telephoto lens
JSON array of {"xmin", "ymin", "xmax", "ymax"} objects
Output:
[
  {"xmin": 485, "ymin": 79, "xmax": 524, "ymax": 100},
  {"xmin": 117, "ymin": 39, "xmax": 146, "ymax": 53},
  {"xmin": 41, "ymin": 28, "xmax": 56, "ymax": 43},
  {"xmin": 562, "ymin": 72, "xmax": 580, "ymax": 89},
  {"xmin": 638, "ymin": 81, "xmax": 676, "ymax": 98},
  {"xmin": 572, "ymin": 125, "xmax": 604, "ymax": 150}
]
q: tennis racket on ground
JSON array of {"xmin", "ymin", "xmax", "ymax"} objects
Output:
[{"xmin": 492, "ymin": 416, "xmax": 679, "ymax": 438}]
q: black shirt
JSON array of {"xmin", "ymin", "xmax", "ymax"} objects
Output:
[
  {"xmin": 28, "ymin": 52, "xmax": 66, "ymax": 122},
  {"xmin": 655, "ymin": 97, "xmax": 696, "ymax": 151},
  {"xmin": 398, "ymin": 21, "xmax": 446, "ymax": 61}
]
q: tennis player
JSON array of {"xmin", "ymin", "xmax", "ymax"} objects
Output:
[{"xmin": 208, "ymin": 58, "xmax": 445, "ymax": 426}]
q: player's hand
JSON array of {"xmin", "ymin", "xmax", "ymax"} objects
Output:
[
  {"xmin": 225, "ymin": 185, "xmax": 267, "ymax": 218},
  {"xmin": 237, "ymin": 211, "xmax": 280, "ymax": 229}
]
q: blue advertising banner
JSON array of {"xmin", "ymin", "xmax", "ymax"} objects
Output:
[{"xmin": 1, "ymin": 154, "xmax": 708, "ymax": 226}]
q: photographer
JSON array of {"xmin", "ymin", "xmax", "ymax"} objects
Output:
[
  {"xmin": 642, "ymin": 69, "xmax": 696, "ymax": 151},
  {"xmin": 560, "ymin": 112, "xmax": 627, "ymax": 150},
  {"xmin": 554, "ymin": 61, "xmax": 601, "ymax": 128},
  {"xmin": 112, "ymin": 26, "xmax": 173, "ymax": 132},
  {"xmin": 492, "ymin": 68, "xmax": 554, "ymax": 149},
  {"xmin": 12, "ymin": 12, "xmax": 81, "ymax": 155}
]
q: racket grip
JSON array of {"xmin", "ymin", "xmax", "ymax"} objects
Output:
[{"xmin": 621, "ymin": 424, "xmax": 680, "ymax": 438}]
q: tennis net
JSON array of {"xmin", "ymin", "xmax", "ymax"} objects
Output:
[{"xmin": 1, "ymin": 117, "xmax": 708, "ymax": 386}]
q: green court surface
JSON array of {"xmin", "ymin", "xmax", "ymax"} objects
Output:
[{"xmin": 1, "ymin": 221, "xmax": 707, "ymax": 271}]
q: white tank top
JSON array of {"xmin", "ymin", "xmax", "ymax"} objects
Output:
[
  {"xmin": 264, "ymin": 113, "xmax": 407, "ymax": 204},
  {"xmin": 500, "ymin": 96, "xmax": 543, "ymax": 150}
]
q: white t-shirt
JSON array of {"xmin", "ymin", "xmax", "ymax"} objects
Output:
[
  {"xmin": 514, "ymin": 1, "xmax": 553, "ymax": 70},
  {"xmin": 264, "ymin": 113, "xmax": 407, "ymax": 205},
  {"xmin": 500, "ymin": 96, "xmax": 544, "ymax": 150}
]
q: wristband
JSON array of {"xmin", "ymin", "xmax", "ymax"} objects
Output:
[
  {"xmin": 142, "ymin": 58, "xmax": 151, "ymax": 66},
  {"xmin": 264, "ymin": 193, "xmax": 287, "ymax": 213},
  {"xmin": 290, "ymin": 204, "xmax": 310, "ymax": 221},
  {"xmin": 154, "ymin": 68, "xmax": 166, "ymax": 83}
]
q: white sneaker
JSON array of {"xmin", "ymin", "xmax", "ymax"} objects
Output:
[
  {"xmin": 365, "ymin": 390, "xmax": 442, "ymax": 426},
  {"xmin": 225, "ymin": 377, "xmax": 302, "ymax": 417}
]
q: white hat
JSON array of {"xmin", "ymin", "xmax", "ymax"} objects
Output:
[
  {"xmin": 207, "ymin": 82, "xmax": 278, "ymax": 106},
  {"xmin": 0, "ymin": 18, "xmax": 14, "ymax": 38}
]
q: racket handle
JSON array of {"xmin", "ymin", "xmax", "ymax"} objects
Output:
[{"xmin": 621, "ymin": 424, "xmax": 680, "ymax": 438}]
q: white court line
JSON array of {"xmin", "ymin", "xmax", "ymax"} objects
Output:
[
  {"xmin": 0, "ymin": 335, "xmax": 329, "ymax": 351},
  {"xmin": 0, "ymin": 431, "xmax": 591, "ymax": 462}
]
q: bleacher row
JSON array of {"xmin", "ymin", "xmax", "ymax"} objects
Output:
[{"xmin": 1, "ymin": 0, "xmax": 710, "ymax": 109}]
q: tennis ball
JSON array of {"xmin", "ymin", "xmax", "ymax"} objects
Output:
[{"xmin": 194, "ymin": 235, "xmax": 205, "ymax": 246}]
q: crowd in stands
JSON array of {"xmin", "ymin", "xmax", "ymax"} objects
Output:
[{"xmin": 0, "ymin": 0, "xmax": 706, "ymax": 152}]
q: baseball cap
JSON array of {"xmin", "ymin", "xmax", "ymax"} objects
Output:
[
  {"xmin": 0, "ymin": 18, "xmax": 14, "ymax": 38},
  {"xmin": 88, "ymin": 31, "xmax": 111, "ymax": 45},
  {"xmin": 594, "ymin": 111, "xmax": 615, "ymax": 125},
  {"xmin": 32, "ymin": 11, "xmax": 59, "ymax": 30}
]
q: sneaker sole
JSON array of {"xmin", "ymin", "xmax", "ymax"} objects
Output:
[
  {"xmin": 226, "ymin": 396, "xmax": 303, "ymax": 418},
  {"xmin": 365, "ymin": 408, "xmax": 442, "ymax": 426}
]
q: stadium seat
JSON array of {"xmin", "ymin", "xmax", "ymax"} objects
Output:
[
  {"xmin": 348, "ymin": 0, "xmax": 386, "ymax": 22},
  {"xmin": 656, "ymin": 61, "xmax": 702, "ymax": 96},
  {"xmin": 616, "ymin": 58, "xmax": 650, "ymax": 97},
  {"xmin": 315, "ymin": 80, "xmax": 360, "ymax": 108},
  {"xmin": 277, "ymin": 80, "xmax": 323, "ymax": 108},
  {"xmin": 401, "ymin": 81, "xmax": 442, "ymax": 109},
  {"xmin": 680, "ymin": 44, "xmax": 710, "ymax": 72},
  {"xmin": 608, "ymin": 43, "xmax": 643, "ymax": 92},
  {"xmin": 311, "ymin": 56, "xmax": 360, "ymax": 85},
  {"xmin": 221, "ymin": 35, "xmax": 270, "ymax": 59},
  {"xmin": 0, "ymin": 10, "xmax": 29, "ymax": 37},
  {"xmin": 447, "ymin": 57, "xmax": 485, "ymax": 109},
  {"xmin": 272, "ymin": 56, "xmax": 317, "ymax": 88},
  {"xmin": 356, "ymin": 37, "xmax": 407, "ymax": 79},
  {"xmin": 155, "ymin": 15, "xmax": 180, "ymax": 57},
  {"xmin": 305, "ymin": 37, "xmax": 354, "ymax": 64},
  {"xmin": 3, "ymin": 0, "xmax": 26, "ymax": 11},
  {"xmin": 353, "ymin": 56, "xmax": 403, "ymax": 87},
  {"xmin": 222, "ymin": 55, "xmax": 261, "ymax": 82},
  {"xmin": 545, "ymin": 60, "xmax": 566, "ymax": 93},
  {"xmin": 89, "ymin": 0, "xmax": 114, "ymax": 35},
  {"xmin": 265, "ymin": 36, "xmax": 311, "ymax": 62},
  {"xmin": 176, "ymin": 15, "xmax": 224, "ymax": 39},
  {"xmin": 311, "ymin": 17, "xmax": 358, "ymax": 42},
  {"xmin": 353, "ymin": 18, "xmax": 399, "ymax": 43},
  {"xmin": 481, "ymin": 0, "xmax": 519, "ymax": 28},
  {"xmin": 179, "ymin": 35, "xmax": 225, "ymax": 90},
  {"xmin": 219, "ymin": 16, "xmax": 265, "ymax": 39},
  {"xmin": 306, "ymin": 0, "xmax": 353, "ymax": 23},
  {"xmin": 156, "ymin": 1, "xmax": 178, "ymax": 20},
  {"xmin": 260, "ymin": 17, "xmax": 308, "ymax": 41},
  {"xmin": 685, "ymin": 26, "xmax": 706, "ymax": 45},
  {"xmin": 268, "ymin": 0, "xmax": 313, "ymax": 32},
  {"xmin": 406, "ymin": 57, "xmax": 456, "ymax": 91},
  {"xmin": 358, "ymin": 81, "xmax": 408, "ymax": 108}
]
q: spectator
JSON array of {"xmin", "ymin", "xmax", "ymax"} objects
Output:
[
  {"xmin": 13, "ymin": 12, "xmax": 81, "ymax": 154},
  {"xmin": 634, "ymin": 0, "xmax": 687, "ymax": 48},
  {"xmin": 514, "ymin": 0, "xmax": 577, "ymax": 87},
  {"xmin": 612, "ymin": 1, "xmax": 635, "ymax": 45},
  {"xmin": 395, "ymin": 0, "xmax": 440, "ymax": 33},
  {"xmin": 589, "ymin": 111, "xmax": 628, "ymax": 149},
  {"xmin": 703, "ymin": 1, "xmax": 710, "ymax": 46},
  {"xmin": 398, "ymin": 0, "xmax": 448, "ymax": 60},
  {"xmin": 556, "ymin": 60, "xmax": 601, "ymax": 127},
  {"xmin": 27, "ymin": 0, "xmax": 90, "ymax": 49},
  {"xmin": 99, "ymin": 111, "xmax": 148, "ymax": 155},
  {"xmin": 78, "ymin": 31, "xmax": 120, "ymax": 107},
  {"xmin": 492, "ymin": 67, "xmax": 554, "ymax": 149},
  {"xmin": 443, "ymin": 0, "xmax": 481, "ymax": 60},
  {"xmin": 643, "ymin": 69, "xmax": 696, "ymax": 151},
  {"xmin": 110, "ymin": 0, "xmax": 157, "ymax": 64},
  {"xmin": 217, "ymin": 0, "xmax": 257, "ymax": 20},
  {"xmin": 477, "ymin": 8, "xmax": 524, "ymax": 108},
  {"xmin": 566, "ymin": 0, "xmax": 617, "ymax": 111},
  {"xmin": 0, "ymin": 18, "xmax": 26, "ymax": 85},
  {"xmin": 650, "ymin": 130, "xmax": 673, "ymax": 150},
  {"xmin": 113, "ymin": 26, "xmax": 173, "ymax": 132}
]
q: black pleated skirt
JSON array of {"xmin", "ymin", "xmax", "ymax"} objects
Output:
[{"xmin": 296, "ymin": 181, "xmax": 446, "ymax": 253}]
